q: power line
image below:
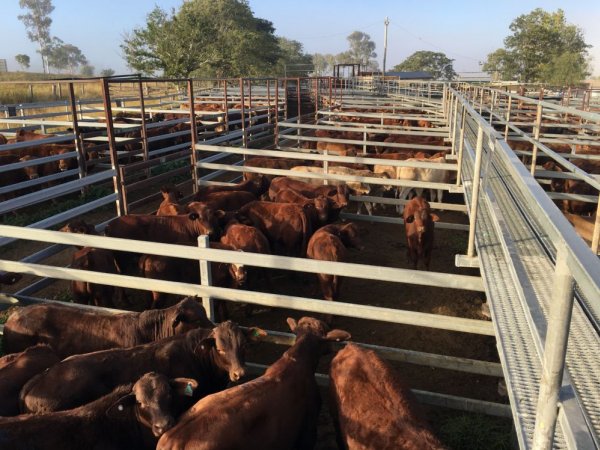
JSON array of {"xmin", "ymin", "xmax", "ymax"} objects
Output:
[{"xmin": 292, "ymin": 22, "xmax": 380, "ymax": 40}]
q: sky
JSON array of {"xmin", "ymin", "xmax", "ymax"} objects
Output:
[{"xmin": 1, "ymin": 0, "xmax": 599, "ymax": 77}]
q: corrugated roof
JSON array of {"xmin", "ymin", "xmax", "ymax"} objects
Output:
[{"xmin": 384, "ymin": 71, "xmax": 434, "ymax": 79}]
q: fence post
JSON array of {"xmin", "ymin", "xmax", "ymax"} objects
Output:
[
  {"xmin": 101, "ymin": 77, "xmax": 126, "ymax": 216},
  {"xmin": 67, "ymin": 82, "xmax": 88, "ymax": 185},
  {"xmin": 296, "ymin": 78, "xmax": 301, "ymax": 148},
  {"xmin": 450, "ymin": 96, "xmax": 459, "ymax": 155},
  {"xmin": 530, "ymin": 103, "xmax": 543, "ymax": 176},
  {"xmin": 187, "ymin": 79, "xmax": 199, "ymax": 194},
  {"xmin": 323, "ymin": 149, "xmax": 329, "ymax": 186},
  {"xmin": 274, "ymin": 80, "xmax": 280, "ymax": 148},
  {"xmin": 504, "ymin": 95, "xmax": 512, "ymax": 141},
  {"xmin": 591, "ymin": 195, "xmax": 600, "ymax": 255},
  {"xmin": 455, "ymin": 105, "xmax": 466, "ymax": 186},
  {"xmin": 266, "ymin": 79, "xmax": 271, "ymax": 125},
  {"xmin": 197, "ymin": 235, "xmax": 215, "ymax": 322},
  {"xmin": 532, "ymin": 244, "xmax": 575, "ymax": 450},
  {"xmin": 239, "ymin": 78, "xmax": 247, "ymax": 149},
  {"xmin": 137, "ymin": 77, "xmax": 150, "ymax": 179},
  {"xmin": 467, "ymin": 125, "xmax": 484, "ymax": 257}
]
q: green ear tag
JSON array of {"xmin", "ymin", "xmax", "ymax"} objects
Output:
[
  {"xmin": 184, "ymin": 382, "xmax": 194, "ymax": 397},
  {"xmin": 252, "ymin": 328, "xmax": 262, "ymax": 337}
]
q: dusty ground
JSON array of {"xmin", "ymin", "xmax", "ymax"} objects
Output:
[{"xmin": 0, "ymin": 192, "xmax": 511, "ymax": 449}]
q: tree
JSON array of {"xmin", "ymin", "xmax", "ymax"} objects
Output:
[
  {"xmin": 312, "ymin": 53, "xmax": 339, "ymax": 76},
  {"xmin": 100, "ymin": 68, "xmax": 115, "ymax": 77},
  {"xmin": 342, "ymin": 31, "xmax": 377, "ymax": 69},
  {"xmin": 46, "ymin": 38, "xmax": 87, "ymax": 73},
  {"xmin": 121, "ymin": 0, "xmax": 280, "ymax": 78},
  {"xmin": 18, "ymin": 0, "xmax": 54, "ymax": 74},
  {"xmin": 482, "ymin": 9, "xmax": 590, "ymax": 83},
  {"xmin": 273, "ymin": 37, "xmax": 312, "ymax": 77},
  {"xmin": 15, "ymin": 54, "xmax": 31, "ymax": 70},
  {"xmin": 392, "ymin": 51, "xmax": 456, "ymax": 80},
  {"xmin": 80, "ymin": 65, "xmax": 95, "ymax": 77}
]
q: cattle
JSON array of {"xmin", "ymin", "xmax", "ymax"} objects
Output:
[
  {"xmin": 403, "ymin": 197, "xmax": 439, "ymax": 269},
  {"xmin": 289, "ymin": 166, "xmax": 382, "ymax": 199},
  {"xmin": 0, "ymin": 372, "xmax": 198, "ymax": 450},
  {"xmin": 194, "ymin": 176, "xmax": 269, "ymax": 200},
  {"xmin": 156, "ymin": 316, "xmax": 350, "ymax": 450},
  {"xmin": 60, "ymin": 219, "xmax": 125, "ymax": 308},
  {"xmin": 3, "ymin": 297, "xmax": 212, "ymax": 358},
  {"xmin": 330, "ymin": 344, "xmax": 446, "ymax": 450},
  {"xmin": 0, "ymin": 344, "xmax": 60, "ymax": 416},
  {"xmin": 138, "ymin": 241, "xmax": 247, "ymax": 314},
  {"xmin": 307, "ymin": 223, "xmax": 363, "ymax": 324},
  {"xmin": 0, "ymin": 272, "xmax": 22, "ymax": 286},
  {"xmin": 268, "ymin": 176, "xmax": 349, "ymax": 202},
  {"xmin": 157, "ymin": 185, "xmax": 189, "ymax": 216},
  {"xmin": 21, "ymin": 320, "xmax": 264, "ymax": 413},
  {"xmin": 0, "ymin": 133, "xmax": 7, "ymax": 145},
  {"xmin": 543, "ymin": 159, "xmax": 600, "ymax": 215},
  {"xmin": 237, "ymin": 201, "xmax": 313, "ymax": 256},
  {"xmin": 105, "ymin": 211, "xmax": 224, "ymax": 273},
  {"xmin": 243, "ymin": 156, "xmax": 312, "ymax": 181},
  {"xmin": 273, "ymin": 189, "xmax": 333, "ymax": 225},
  {"xmin": 394, "ymin": 156, "xmax": 450, "ymax": 211},
  {"xmin": 188, "ymin": 190, "xmax": 256, "ymax": 213}
]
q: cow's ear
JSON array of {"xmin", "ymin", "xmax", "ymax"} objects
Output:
[
  {"xmin": 215, "ymin": 210, "xmax": 226, "ymax": 219},
  {"xmin": 430, "ymin": 214, "xmax": 440, "ymax": 222},
  {"xmin": 105, "ymin": 393, "xmax": 136, "ymax": 418},
  {"xmin": 286, "ymin": 317, "xmax": 298, "ymax": 332},
  {"xmin": 188, "ymin": 212, "xmax": 200, "ymax": 221},
  {"xmin": 325, "ymin": 329, "xmax": 351, "ymax": 342},
  {"xmin": 170, "ymin": 378, "xmax": 198, "ymax": 397},
  {"xmin": 405, "ymin": 215, "xmax": 415, "ymax": 224},
  {"xmin": 244, "ymin": 327, "xmax": 267, "ymax": 342},
  {"xmin": 198, "ymin": 337, "xmax": 216, "ymax": 352}
]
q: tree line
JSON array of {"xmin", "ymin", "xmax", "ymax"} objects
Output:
[{"xmin": 14, "ymin": 1, "xmax": 592, "ymax": 85}]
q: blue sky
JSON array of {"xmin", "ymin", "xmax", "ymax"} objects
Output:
[{"xmin": 1, "ymin": 0, "xmax": 599, "ymax": 76}]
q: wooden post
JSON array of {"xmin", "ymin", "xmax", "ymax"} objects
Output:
[
  {"xmin": 530, "ymin": 103, "xmax": 543, "ymax": 176},
  {"xmin": 198, "ymin": 235, "xmax": 215, "ymax": 322},
  {"xmin": 504, "ymin": 96, "xmax": 512, "ymax": 141}
]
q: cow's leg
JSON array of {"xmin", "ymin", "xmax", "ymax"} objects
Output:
[
  {"xmin": 396, "ymin": 187, "xmax": 411, "ymax": 214},
  {"xmin": 295, "ymin": 390, "xmax": 321, "ymax": 450}
]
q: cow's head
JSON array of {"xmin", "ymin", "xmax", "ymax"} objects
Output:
[
  {"xmin": 19, "ymin": 155, "xmax": 40, "ymax": 179},
  {"xmin": 188, "ymin": 206, "xmax": 225, "ymax": 239},
  {"xmin": 313, "ymin": 195, "xmax": 330, "ymax": 223},
  {"xmin": 404, "ymin": 200, "xmax": 439, "ymax": 244},
  {"xmin": 160, "ymin": 185, "xmax": 183, "ymax": 202},
  {"xmin": 169, "ymin": 297, "xmax": 213, "ymax": 333},
  {"xmin": 228, "ymin": 252, "xmax": 247, "ymax": 287},
  {"xmin": 339, "ymin": 223, "xmax": 364, "ymax": 250},
  {"xmin": 106, "ymin": 372, "xmax": 198, "ymax": 438},
  {"xmin": 286, "ymin": 317, "xmax": 351, "ymax": 354},
  {"xmin": 200, "ymin": 321, "xmax": 266, "ymax": 382},
  {"xmin": 60, "ymin": 220, "xmax": 98, "ymax": 235}
]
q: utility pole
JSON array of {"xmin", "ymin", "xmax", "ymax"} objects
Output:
[{"xmin": 383, "ymin": 17, "xmax": 390, "ymax": 76}]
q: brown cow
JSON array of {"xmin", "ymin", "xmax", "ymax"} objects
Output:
[
  {"xmin": 0, "ymin": 372, "xmax": 198, "ymax": 450},
  {"xmin": 403, "ymin": 197, "xmax": 439, "ymax": 269},
  {"xmin": 0, "ymin": 344, "xmax": 60, "ymax": 416},
  {"xmin": 543, "ymin": 160, "xmax": 600, "ymax": 215},
  {"xmin": 243, "ymin": 156, "xmax": 312, "ymax": 181},
  {"xmin": 157, "ymin": 185, "xmax": 189, "ymax": 216},
  {"xmin": 237, "ymin": 201, "xmax": 313, "ymax": 256},
  {"xmin": 330, "ymin": 344, "xmax": 446, "ymax": 450},
  {"xmin": 273, "ymin": 189, "xmax": 333, "ymax": 225},
  {"xmin": 21, "ymin": 321, "xmax": 264, "ymax": 413},
  {"xmin": 188, "ymin": 190, "xmax": 256, "ymax": 213},
  {"xmin": 194, "ymin": 176, "xmax": 269, "ymax": 200},
  {"xmin": 3, "ymin": 297, "xmax": 212, "ymax": 358},
  {"xmin": 307, "ymin": 223, "xmax": 363, "ymax": 323},
  {"xmin": 156, "ymin": 317, "xmax": 350, "ymax": 450}
]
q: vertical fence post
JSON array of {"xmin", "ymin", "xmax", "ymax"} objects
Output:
[
  {"xmin": 187, "ymin": 79, "xmax": 199, "ymax": 194},
  {"xmin": 266, "ymin": 79, "xmax": 271, "ymax": 124},
  {"xmin": 137, "ymin": 77, "xmax": 150, "ymax": 179},
  {"xmin": 274, "ymin": 80, "xmax": 280, "ymax": 148},
  {"xmin": 284, "ymin": 79, "xmax": 289, "ymax": 120},
  {"xmin": 223, "ymin": 80, "xmax": 229, "ymax": 134},
  {"xmin": 504, "ymin": 95, "xmax": 512, "ymax": 141},
  {"xmin": 530, "ymin": 103, "xmax": 543, "ymax": 176},
  {"xmin": 451, "ymin": 96, "xmax": 459, "ymax": 155},
  {"xmin": 456, "ymin": 105, "xmax": 466, "ymax": 186},
  {"xmin": 532, "ymin": 244, "xmax": 575, "ymax": 450},
  {"xmin": 239, "ymin": 78, "xmax": 247, "ymax": 149},
  {"xmin": 323, "ymin": 149, "xmax": 329, "ymax": 185},
  {"xmin": 296, "ymin": 78, "xmax": 301, "ymax": 148},
  {"xmin": 197, "ymin": 235, "xmax": 215, "ymax": 322},
  {"xmin": 467, "ymin": 125, "xmax": 484, "ymax": 257},
  {"xmin": 101, "ymin": 77, "xmax": 126, "ymax": 216},
  {"xmin": 591, "ymin": 195, "xmax": 600, "ymax": 255},
  {"xmin": 67, "ymin": 82, "xmax": 88, "ymax": 184}
]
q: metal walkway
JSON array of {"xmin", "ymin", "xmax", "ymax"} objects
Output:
[{"xmin": 455, "ymin": 92, "xmax": 600, "ymax": 449}]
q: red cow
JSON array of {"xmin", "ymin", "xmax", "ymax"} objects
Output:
[
  {"xmin": 330, "ymin": 344, "xmax": 446, "ymax": 450},
  {"xmin": 273, "ymin": 189, "xmax": 332, "ymax": 225},
  {"xmin": 237, "ymin": 201, "xmax": 313, "ymax": 256},
  {"xmin": 307, "ymin": 223, "xmax": 363, "ymax": 323},
  {"xmin": 194, "ymin": 176, "xmax": 269, "ymax": 200},
  {"xmin": 403, "ymin": 197, "xmax": 439, "ymax": 269},
  {"xmin": 156, "ymin": 317, "xmax": 350, "ymax": 450},
  {"xmin": 157, "ymin": 185, "xmax": 188, "ymax": 216},
  {"xmin": 189, "ymin": 190, "xmax": 256, "ymax": 213}
]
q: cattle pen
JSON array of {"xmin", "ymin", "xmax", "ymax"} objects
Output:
[{"xmin": 0, "ymin": 75, "xmax": 599, "ymax": 449}]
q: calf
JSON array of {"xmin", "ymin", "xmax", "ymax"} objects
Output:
[
  {"xmin": 330, "ymin": 344, "xmax": 446, "ymax": 450},
  {"xmin": 396, "ymin": 156, "xmax": 450, "ymax": 211},
  {"xmin": 273, "ymin": 189, "xmax": 332, "ymax": 225},
  {"xmin": 157, "ymin": 317, "xmax": 350, "ymax": 450},
  {"xmin": 0, "ymin": 372, "xmax": 198, "ymax": 450},
  {"xmin": 307, "ymin": 223, "xmax": 363, "ymax": 324},
  {"xmin": 21, "ymin": 321, "xmax": 263, "ymax": 413},
  {"xmin": 188, "ymin": 190, "xmax": 256, "ymax": 213},
  {"xmin": 157, "ymin": 185, "xmax": 189, "ymax": 216},
  {"xmin": 0, "ymin": 344, "xmax": 60, "ymax": 416},
  {"xmin": 403, "ymin": 197, "xmax": 439, "ymax": 269},
  {"xmin": 3, "ymin": 297, "xmax": 212, "ymax": 358},
  {"xmin": 237, "ymin": 201, "xmax": 313, "ymax": 256}
]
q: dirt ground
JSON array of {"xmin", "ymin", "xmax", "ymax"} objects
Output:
[{"xmin": 0, "ymin": 193, "xmax": 511, "ymax": 449}]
